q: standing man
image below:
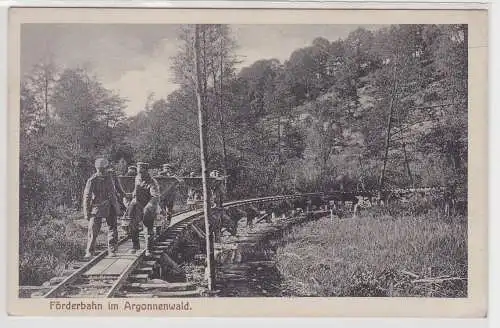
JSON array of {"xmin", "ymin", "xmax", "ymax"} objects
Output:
[
  {"xmin": 125, "ymin": 162, "xmax": 160, "ymax": 256},
  {"xmin": 83, "ymin": 158, "xmax": 121, "ymax": 259},
  {"xmin": 119, "ymin": 165, "xmax": 138, "ymax": 235},
  {"xmin": 209, "ymin": 170, "xmax": 225, "ymax": 208},
  {"xmin": 108, "ymin": 166, "xmax": 127, "ymax": 236},
  {"xmin": 186, "ymin": 171, "xmax": 199, "ymax": 210},
  {"xmin": 159, "ymin": 163, "xmax": 176, "ymax": 224}
]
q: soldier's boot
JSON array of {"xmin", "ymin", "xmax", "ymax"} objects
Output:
[
  {"xmin": 130, "ymin": 240, "xmax": 140, "ymax": 254},
  {"xmin": 247, "ymin": 216, "xmax": 254, "ymax": 229},
  {"xmin": 129, "ymin": 223, "xmax": 140, "ymax": 254},
  {"xmin": 144, "ymin": 228, "xmax": 154, "ymax": 257},
  {"xmin": 85, "ymin": 217, "xmax": 101, "ymax": 259}
]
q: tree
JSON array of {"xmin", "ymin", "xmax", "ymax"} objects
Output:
[
  {"xmin": 125, "ymin": 24, "xmax": 468, "ymax": 201},
  {"xmin": 19, "ymin": 82, "xmax": 48, "ymax": 224},
  {"xmin": 47, "ymin": 68, "xmax": 127, "ymax": 206},
  {"xmin": 193, "ymin": 24, "xmax": 216, "ymax": 291},
  {"xmin": 364, "ymin": 25, "xmax": 434, "ymax": 190},
  {"xmin": 23, "ymin": 58, "xmax": 59, "ymax": 122},
  {"xmin": 171, "ymin": 25, "xmax": 239, "ymax": 179},
  {"xmin": 205, "ymin": 25, "xmax": 239, "ymax": 188}
]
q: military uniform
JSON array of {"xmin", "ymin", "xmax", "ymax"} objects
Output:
[
  {"xmin": 108, "ymin": 168, "xmax": 126, "ymax": 209},
  {"xmin": 121, "ymin": 165, "xmax": 137, "ymax": 211},
  {"xmin": 83, "ymin": 159, "xmax": 121, "ymax": 258},
  {"xmin": 209, "ymin": 170, "xmax": 225, "ymax": 209},
  {"xmin": 186, "ymin": 172, "xmax": 200, "ymax": 210},
  {"xmin": 158, "ymin": 164, "xmax": 176, "ymax": 222},
  {"xmin": 125, "ymin": 163, "xmax": 160, "ymax": 254}
]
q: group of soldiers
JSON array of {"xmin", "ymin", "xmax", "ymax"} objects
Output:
[
  {"xmin": 82, "ymin": 157, "xmax": 227, "ymax": 259},
  {"xmin": 83, "ymin": 158, "xmax": 177, "ymax": 258}
]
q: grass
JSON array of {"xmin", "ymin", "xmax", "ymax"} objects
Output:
[
  {"xmin": 19, "ymin": 207, "xmax": 107, "ymax": 286},
  {"xmin": 275, "ymin": 207, "xmax": 468, "ymax": 297}
]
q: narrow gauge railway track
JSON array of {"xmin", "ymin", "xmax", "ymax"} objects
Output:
[
  {"xmin": 39, "ymin": 193, "xmax": 324, "ymax": 299},
  {"xmin": 37, "ymin": 187, "xmax": 449, "ymax": 299},
  {"xmin": 39, "ymin": 207, "xmax": 201, "ymax": 299}
]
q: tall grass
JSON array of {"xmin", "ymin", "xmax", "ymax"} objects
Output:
[
  {"xmin": 19, "ymin": 207, "xmax": 106, "ymax": 286},
  {"xmin": 276, "ymin": 208, "xmax": 467, "ymax": 297}
]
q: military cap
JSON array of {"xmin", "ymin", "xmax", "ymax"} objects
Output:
[
  {"xmin": 95, "ymin": 158, "xmax": 109, "ymax": 169},
  {"xmin": 137, "ymin": 162, "xmax": 149, "ymax": 168},
  {"xmin": 162, "ymin": 164, "xmax": 174, "ymax": 172},
  {"xmin": 210, "ymin": 170, "xmax": 220, "ymax": 178}
]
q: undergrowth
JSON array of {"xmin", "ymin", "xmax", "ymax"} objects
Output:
[
  {"xmin": 19, "ymin": 207, "xmax": 106, "ymax": 286},
  {"xmin": 276, "ymin": 205, "xmax": 468, "ymax": 297}
]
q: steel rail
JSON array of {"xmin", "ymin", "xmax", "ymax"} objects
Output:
[
  {"xmin": 106, "ymin": 193, "xmax": 323, "ymax": 297},
  {"xmin": 42, "ymin": 234, "xmax": 130, "ymax": 298},
  {"xmin": 40, "ymin": 188, "xmax": 445, "ymax": 299}
]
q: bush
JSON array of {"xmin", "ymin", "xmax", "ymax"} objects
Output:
[{"xmin": 19, "ymin": 207, "xmax": 105, "ymax": 285}]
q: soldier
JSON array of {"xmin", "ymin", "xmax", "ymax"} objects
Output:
[
  {"xmin": 109, "ymin": 167, "xmax": 129, "ymax": 235},
  {"xmin": 125, "ymin": 162, "xmax": 160, "ymax": 256},
  {"xmin": 209, "ymin": 170, "xmax": 224, "ymax": 208},
  {"xmin": 186, "ymin": 171, "xmax": 199, "ymax": 210},
  {"xmin": 158, "ymin": 163, "xmax": 176, "ymax": 223},
  {"xmin": 83, "ymin": 158, "xmax": 121, "ymax": 259}
]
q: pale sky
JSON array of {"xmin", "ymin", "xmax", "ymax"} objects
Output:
[{"xmin": 21, "ymin": 24, "xmax": 380, "ymax": 116}]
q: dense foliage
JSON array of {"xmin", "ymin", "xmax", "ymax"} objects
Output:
[{"xmin": 20, "ymin": 24, "xmax": 467, "ymax": 223}]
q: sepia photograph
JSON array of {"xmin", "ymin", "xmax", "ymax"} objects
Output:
[{"xmin": 6, "ymin": 7, "xmax": 488, "ymax": 317}]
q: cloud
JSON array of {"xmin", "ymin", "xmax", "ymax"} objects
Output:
[
  {"xmin": 21, "ymin": 24, "xmax": 383, "ymax": 117},
  {"xmin": 232, "ymin": 24, "xmax": 375, "ymax": 67},
  {"xmin": 102, "ymin": 37, "xmax": 181, "ymax": 115},
  {"xmin": 105, "ymin": 61, "xmax": 178, "ymax": 116},
  {"xmin": 22, "ymin": 24, "xmax": 183, "ymax": 116}
]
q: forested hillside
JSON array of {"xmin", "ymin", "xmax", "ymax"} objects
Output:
[{"xmin": 20, "ymin": 24, "xmax": 467, "ymax": 226}]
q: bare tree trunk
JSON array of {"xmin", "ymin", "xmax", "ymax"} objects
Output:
[
  {"xmin": 211, "ymin": 50, "xmax": 229, "ymax": 195},
  {"xmin": 379, "ymin": 100, "xmax": 395, "ymax": 190},
  {"xmin": 201, "ymin": 28, "xmax": 210, "ymax": 161},
  {"xmin": 402, "ymin": 141, "xmax": 414, "ymax": 188},
  {"xmin": 379, "ymin": 70, "xmax": 399, "ymax": 192},
  {"xmin": 219, "ymin": 54, "xmax": 229, "ymax": 194},
  {"xmin": 277, "ymin": 114, "xmax": 282, "ymax": 193},
  {"xmin": 194, "ymin": 25, "xmax": 215, "ymax": 291},
  {"xmin": 358, "ymin": 155, "xmax": 365, "ymax": 191}
]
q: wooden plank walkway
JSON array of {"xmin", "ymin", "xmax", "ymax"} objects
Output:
[
  {"xmin": 170, "ymin": 209, "xmax": 202, "ymax": 226},
  {"xmin": 83, "ymin": 258, "xmax": 118, "ymax": 276},
  {"xmin": 101, "ymin": 258, "xmax": 135, "ymax": 276},
  {"xmin": 76, "ymin": 198, "xmax": 306, "ymax": 280},
  {"xmin": 79, "ymin": 210, "xmax": 201, "ymax": 279}
]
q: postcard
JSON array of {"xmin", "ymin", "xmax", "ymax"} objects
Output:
[{"xmin": 7, "ymin": 6, "xmax": 488, "ymax": 317}]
